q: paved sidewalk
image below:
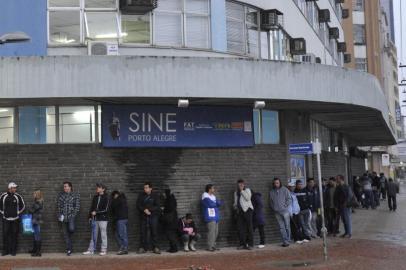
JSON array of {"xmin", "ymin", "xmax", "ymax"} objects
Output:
[{"xmin": 1, "ymin": 182, "xmax": 406, "ymax": 270}]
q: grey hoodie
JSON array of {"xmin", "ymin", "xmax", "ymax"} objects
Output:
[{"xmin": 269, "ymin": 186, "xmax": 292, "ymax": 214}]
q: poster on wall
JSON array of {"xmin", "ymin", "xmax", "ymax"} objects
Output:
[
  {"xmin": 290, "ymin": 156, "xmax": 306, "ymax": 184},
  {"xmin": 102, "ymin": 105, "xmax": 254, "ymax": 148}
]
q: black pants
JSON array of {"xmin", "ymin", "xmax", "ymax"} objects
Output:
[
  {"xmin": 2, "ymin": 220, "xmax": 19, "ymax": 255},
  {"xmin": 166, "ymin": 229, "xmax": 178, "ymax": 251},
  {"xmin": 325, "ymin": 208, "xmax": 339, "ymax": 235},
  {"xmin": 290, "ymin": 214, "xmax": 304, "ymax": 242},
  {"xmin": 237, "ymin": 209, "xmax": 254, "ymax": 247},
  {"xmin": 388, "ymin": 195, "xmax": 397, "ymax": 211},
  {"xmin": 140, "ymin": 215, "xmax": 159, "ymax": 250},
  {"xmin": 254, "ymin": 224, "xmax": 265, "ymax": 245},
  {"xmin": 381, "ymin": 187, "xmax": 387, "ymax": 199}
]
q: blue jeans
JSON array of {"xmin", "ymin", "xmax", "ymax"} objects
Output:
[
  {"xmin": 340, "ymin": 207, "xmax": 352, "ymax": 236},
  {"xmin": 33, "ymin": 224, "xmax": 41, "ymax": 241},
  {"xmin": 62, "ymin": 218, "xmax": 75, "ymax": 251},
  {"xmin": 275, "ymin": 211, "xmax": 291, "ymax": 245},
  {"xmin": 116, "ymin": 219, "xmax": 128, "ymax": 251}
]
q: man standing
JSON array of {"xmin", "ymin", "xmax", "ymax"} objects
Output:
[
  {"xmin": 371, "ymin": 172, "xmax": 381, "ymax": 207},
  {"xmin": 324, "ymin": 177, "xmax": 339, "ymax": 236},
  {"xmin": 305, "ymin": 178, "xmax": 320, "ymax": 238},
  {"xmin": 287, "ymin": 182, "xmax": 306, "ymax": 244},
  {"xmin": 335, "ymin": 175, "xmax": 352, "ymax": 238},
  {"xmin": 233, "ymin": 179, "xmax": 254, "ymax": 250},
  {"xmin": 83, "ymin": 183, "xmax": 109, "ymax": 256},
  {"xmin": 136, "ymin": 182, "xmax": 161, "ymax": 254},
  {"xmin": 0, "ymin": 182, "xmax": 25, "ymax": 256},
  {"xmin": 361, "ymin": 173, "xmax": 374, "ymax": 209},
  {"xmin": 161, "ymin": 188, "xmax": 178, "ymax": 253},
  {"xmin": 295, "ymin": 180, "xmax": 312, "ymax": 241},
  {"xmin": 201, "ymin": 184, "xmax": 222, "ymax": 252},
  {"xmin": 387, "ymin": 178, "xmax": 399, "ymax": 212},
  {"xmin": 57, "ymin": 181, "xmax": 80, "ymax": 256},
  {"xmin": 269, "ymin": 178, "xmax": 292, "ymax": 247},
  {"xmin": 379, "ymin": 173, "xmax": 388, "ymax": 200},
  {"xmin": 110, "ymin": 191, "xmax": 129, "ymax": 255}
]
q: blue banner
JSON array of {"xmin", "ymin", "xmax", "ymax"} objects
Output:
[
  {"xmin": 289, "ymin": 143, "xmax": 314, "ymax": 155},
  {"xmin": 102, "ymin": 105, "xmax": 254, "ymax": 148}
]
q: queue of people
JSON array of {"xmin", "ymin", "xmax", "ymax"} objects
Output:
[{"xmin": 0, "ymin": 173, "xmax": 398, "ymax": 257}]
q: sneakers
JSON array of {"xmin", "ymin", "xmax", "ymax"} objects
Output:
[
  {"xmin": 302, "ymin": 239, "xmax": 310, "ymax": 243},
  {"xmin": 153, "ymin": 248, "xmax": 161, "ymax": 254},
  {"xmin": 66, "ymin": 250, "xmax": 72, "ymax": 256},
  {"xmin": 206, "ymin": 247, "xmax": 216, "ymax": 252},
  {"xmin": 99, "ymin": 251, "xmax": 107, "ymax": 256},
  {"xmin": 258, "ymin": 245, "xmax": 265, "ymax": 249},
  {"xmin": 295, "ymin": 240, "xmax": 303, "ymax": 244},
  {"xmin": 189, "ymin": 241, "xmax": 197, "ymax": 252},
  {"xmin": 82, "ymin": 251, "xmax": 94, "ymax": 255},
  {"xmin": 137, "ymin": 248, "xmax": 146, "ymax": 254},
  {"xmin": 281, "ymin": 243, "xmax": 290, "ymax": 247},
  {"xmin": 117, "ymin": 250, "xmax": 128, "ymax": 255}
]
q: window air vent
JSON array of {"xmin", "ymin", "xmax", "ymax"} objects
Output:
[
  {"xmin": 319, "ymin": 9, "xmax": 331, "ymax": 23},
  {"xmin": 329, "ymin": 27, "xmax": 340, "ymax": 39},
  {"xmin": 344, "ymin": 53, "xmax": 351, "ymax": 63},
  {"xmin": 290, "ymin": 38, "xmax": 306, "ymax": 55},
  {"xmin": 88, "ymin": 42, "xmax": 119, "ymax": 56},
  {"xmin": 120, "ymin": 0, "xmax": 158, "ymax": 15},
  {"xmin": 342, "ymin": 9, "xmax": 350, "ymax": 19},
  {"xmin": 315, "ymin": 57, "xmax": 321, "ymax": 64},
  {"xmin": 337, "ymin": 42, "xmax": 347, "ymax": 52},
  {"xmin": 261, "ymin": 9, "xmax": 283, "ymax": 30}
]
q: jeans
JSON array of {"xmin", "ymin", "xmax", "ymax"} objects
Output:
[
  {"xmin": 2, "ymin": 219, "xmax": 19, "ymax": 255},
  {"xmin": 140, "ymin": 215, "xmax": 159, "ymax": 250},
  {"xmin": 237, "ymin": 209, "xmax": 254, "ymax": 247},
  {"xmin": 88, "ymin": 220, "xmax": 108, "ymax": 252},
  {"xmin": 181, "ymin": 233, "xmax": 201, "ymax": 243},
  {"xmin": 381, "ymin": 187, "xmax": 387, "ymax": 199},
  {"xmin": 254, "ymin": 224, "xmax": 265, "ymax": 245},
  {"xmin": 290, "ymin": 214, "xmax": 304, "ymax": 242},
  {"xmin": 274, "ymin": 211, "xmax": 291, "ymax": 245},
  {"xmin": 373, "ymin": 190, "xmax": 380, "ymax": 207},
  {"xmin": 207, "ymin": 221, "xmax": 219, "ymax": 249},
  {"xmin": 310, "ymin": 211, "xmax": 318, "ymax": 237},
  {"xmin": 388, "ymin": 195, "xmax": 397, "ymax": 211},
  {"xmin": 62, "ymin": 218, "xmax": 75, "ymax": 251},
  {"xmin": 363, "ymin": 190, "xmax": 374, "ymax": 209},
  {"xmin": 298, "ymin": 209, "xmax": 312, "ymax": 238},
  {"xmin": 339, "ymin": 207, "xmax": 352, "ymax": 236},
  {"xmin": 116, "ymin": 219, "xmax": 128, "ymax": 251},
  {"xmin": 33, "ymin": 224, "xmax": 41, "ymax": 241}
]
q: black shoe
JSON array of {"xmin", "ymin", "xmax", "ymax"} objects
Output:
[
  {"xmin": 281, "ymin": 243, "xmax": 289, "ymax": 247},
  {"xmin": 117, "ymin": 250, "xmax": 128, "ymax": 255},
  {"xmin": 167, "ymin": 248, "xmax": 178, "ymax": 253},
  {"xmin": 206, "ymin": 247, "xmax": 216, "ymax": 252},
  {"xmin": 237, "ymin": 245, "xmax": 246, "ymax": 250},
  {"xmin": 2, "ymin": 253, "xmax": 8, "ymax": 256},
  {"xmin": 246, "ymin": 246, "xmax": 253, "ymax": 250},
  {"xmin": 340, "ymin": 234, "xmax": 348, "ymax": 238},
  {"xmin": 137, "ymin": 248, "xmax": 146, "ymax": 254},
  {"xmin": 214, "ymin": 247, "xmax": 220, "ymax": 251},
  {"xmin": 10, "ymin": 253, "xmax": 16, "ymax": 256}
]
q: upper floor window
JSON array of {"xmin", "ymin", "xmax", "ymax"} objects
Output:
[
  {"xmin": 0, "ymin": 108, "xmax": 14, "ymax": 144},
  {"xmin": 253, "ymin": 110, "xmax": 280, "ymax": 144},
  {"xmin": 355, "ymin": 58, "xmax": 367, "ymax": 72},
  {"xmin": 226, "ymin": 1, "xmax": 260, "ymax": 57},
  {"xmin": 353, "ymin": 0, "xmax": 364, "ymax": 12},
  {"xmin": 353, "ymin": 24, "xmax": 366, "ymax": 45}
]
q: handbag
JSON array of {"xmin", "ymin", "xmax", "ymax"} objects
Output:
[{"xmin": 22, "ymin": 214, "xmax": 34, "ymax": 235}]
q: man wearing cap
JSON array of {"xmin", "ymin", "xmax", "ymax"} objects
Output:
[
  {"xmin": 0, "ymin": 182, "xmax": 25, "ymax": 256},
  {"xmin": 83, "ymin": 183, "xmax": 109, "ymax": 256}
]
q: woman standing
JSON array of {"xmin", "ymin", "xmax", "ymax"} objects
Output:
[{"xmin": 29, "ymin": 190, "xmax": 44, "ymax": 257}]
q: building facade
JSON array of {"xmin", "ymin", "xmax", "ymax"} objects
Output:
[{"xmin": 0, "ymin": 0, "xmax": 395, "ymax": 252}]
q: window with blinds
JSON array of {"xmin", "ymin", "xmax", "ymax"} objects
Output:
[{"xmin": 353, "ymin": 24, "xmax": 366, "ymax": 45}]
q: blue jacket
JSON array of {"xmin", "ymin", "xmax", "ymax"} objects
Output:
[
  {"xmin": 288, "ymin": 191, "xmax": 301, "ymax": 216},
  {"xmin": 201, "ymin": 192, "xmax": 222, "ymax": 223},
  {"xmin": 252, "ymin": 192, "xmax": 265, "ymax": 226}
]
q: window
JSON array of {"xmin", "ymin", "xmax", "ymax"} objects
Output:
[
  {"xmin": 310, "ymin": 120, "xmax": 332, "ymax": 151},
  {"xmin": 59, "ymin": 106, "xmax": 96, "ymax": 143},
  {"xmin": 353, "ymin": 0, "xmax": 364, "ymax": 11},
  {"xmin": 226, "ymin": 1, "xmax": 260, "ymax": 56},
  {"xmin": 18, "ymin": 107, "xmax": 56, "ymax": 144},
  {"xmin": 355, "ymin": 58, "xmax": 367, "ymax": 72},
  {"xmin": 269, "ymin": 29, "xmax": 290, "ymax": 61},
  {"xmin": 253, "ymin": 110, "xmax": 280, "ymax": 144},
  {"xmin": 121, "ymin": 14, "xmax": 151, "ymax": 44},
  {"xmin": 353, "ymin": 24, "xmax": 366, "ymax": 45},
  {"xmin": 260, "ymin": 32, "xmax": 269, "ymax": 60},
  {"xmin": 0, "ymin": 108, "xmax": 14, "ymax": 144},
  {"xmin": 48, "ymin": 0, "xmax": 119, "ymax": 45},
  {"xmin": 153, "ymin": 0, "xmax": 210, "ymax": 48}
]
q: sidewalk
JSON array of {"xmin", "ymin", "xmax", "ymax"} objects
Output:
[{"xmin": 2, "ymin": 182, "xmax": 406, "ymax": 270}]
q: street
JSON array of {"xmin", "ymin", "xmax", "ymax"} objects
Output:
[{"xmin": 2, "ymin": 182, "xmax": 406, "ymax": 270}]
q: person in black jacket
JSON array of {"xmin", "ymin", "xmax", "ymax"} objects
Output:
[
  {"xmin": 83, "ymin": 183, "xmax": 109, "ymax": 256},
  {"xmin": 111, "ymin": 190, "xmax": 128, "ymax": 255},
  {"xmin": 136, "ymin": 182, "xmax": 161, "ymax": 254},
  {"xmin": 0, "ymin": 182, "xmax": 25, "ymax": 256},
  {"xmin": 294, "ymin": 180, "xmax": 312, "ymax": 240},
  {"xmin": 161, "ymin": 188, "xmax": 178, "ymax": 253},
  {"xmin": 305, "ymin": 178, "xmax": 320, "ymax": 238},
  {"xmin": 179, "ymin": 213, "xmax": 201, "ymax": 252},
  {"xmin": 28, "ymin": 190, "xmax": 44, "ymax": 257},
  {"xmin": 334, "ymin": 175, "xmax": 352, "ymax": 238}
]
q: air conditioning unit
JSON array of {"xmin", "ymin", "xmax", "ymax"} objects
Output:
[
  {"xmin": 337, "ymin": 42, "xmax": 347, "ymax": 52},
  {"xmin": 319, "ymin": 9, "xmax": 331, "ymax": 23},
  {"xmin": 301, "ymin": 53, "xmax": 317, "ymax": 64},
  {"xmin": 335, "ymin": 0, "xmax": 344, "ymax": 3},
  {"xmin": 329, "ymin": 27, "xmax": 340, "ymax": 39},
  {"xmin": 120, "ymin": 0, "xmax": 157, "ymax": 15},
  {"xmin": 88, "ymin": 42, "xmax": 119, "ymax": 56},
  {"xmin": 290, "ymin": 38, "xmax": 306, "ymax": 55},
  {"xmin": 315, "ymin": 57, "xmax": 321, "ymax": 64},
  {"xmin": 344, "ymin": 53, "xmax": 351, "ymax": 63},
  {"xmin": 342, "ymin": 9, "xmax": 349, "ymax": 19},
  {"xmin": 261, "ymin": 9, "xmax": 283, "ymax": 30}
]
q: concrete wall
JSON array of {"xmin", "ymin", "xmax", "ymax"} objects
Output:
[{"xmin": 0, "ymin": 144, "xmax": 286, "ymax": 252}]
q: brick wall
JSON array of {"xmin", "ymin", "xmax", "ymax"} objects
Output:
[
  {"xmin": 0, "ymin": 144, "xmax": 287, "ymax": 253},
  {"xmin": 350, "ymin": 157, "xmax": 366, "ymax": 179},
  {"xmin": 312, "ymin": 151, "xmax": 347, "ymax": 180}
]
